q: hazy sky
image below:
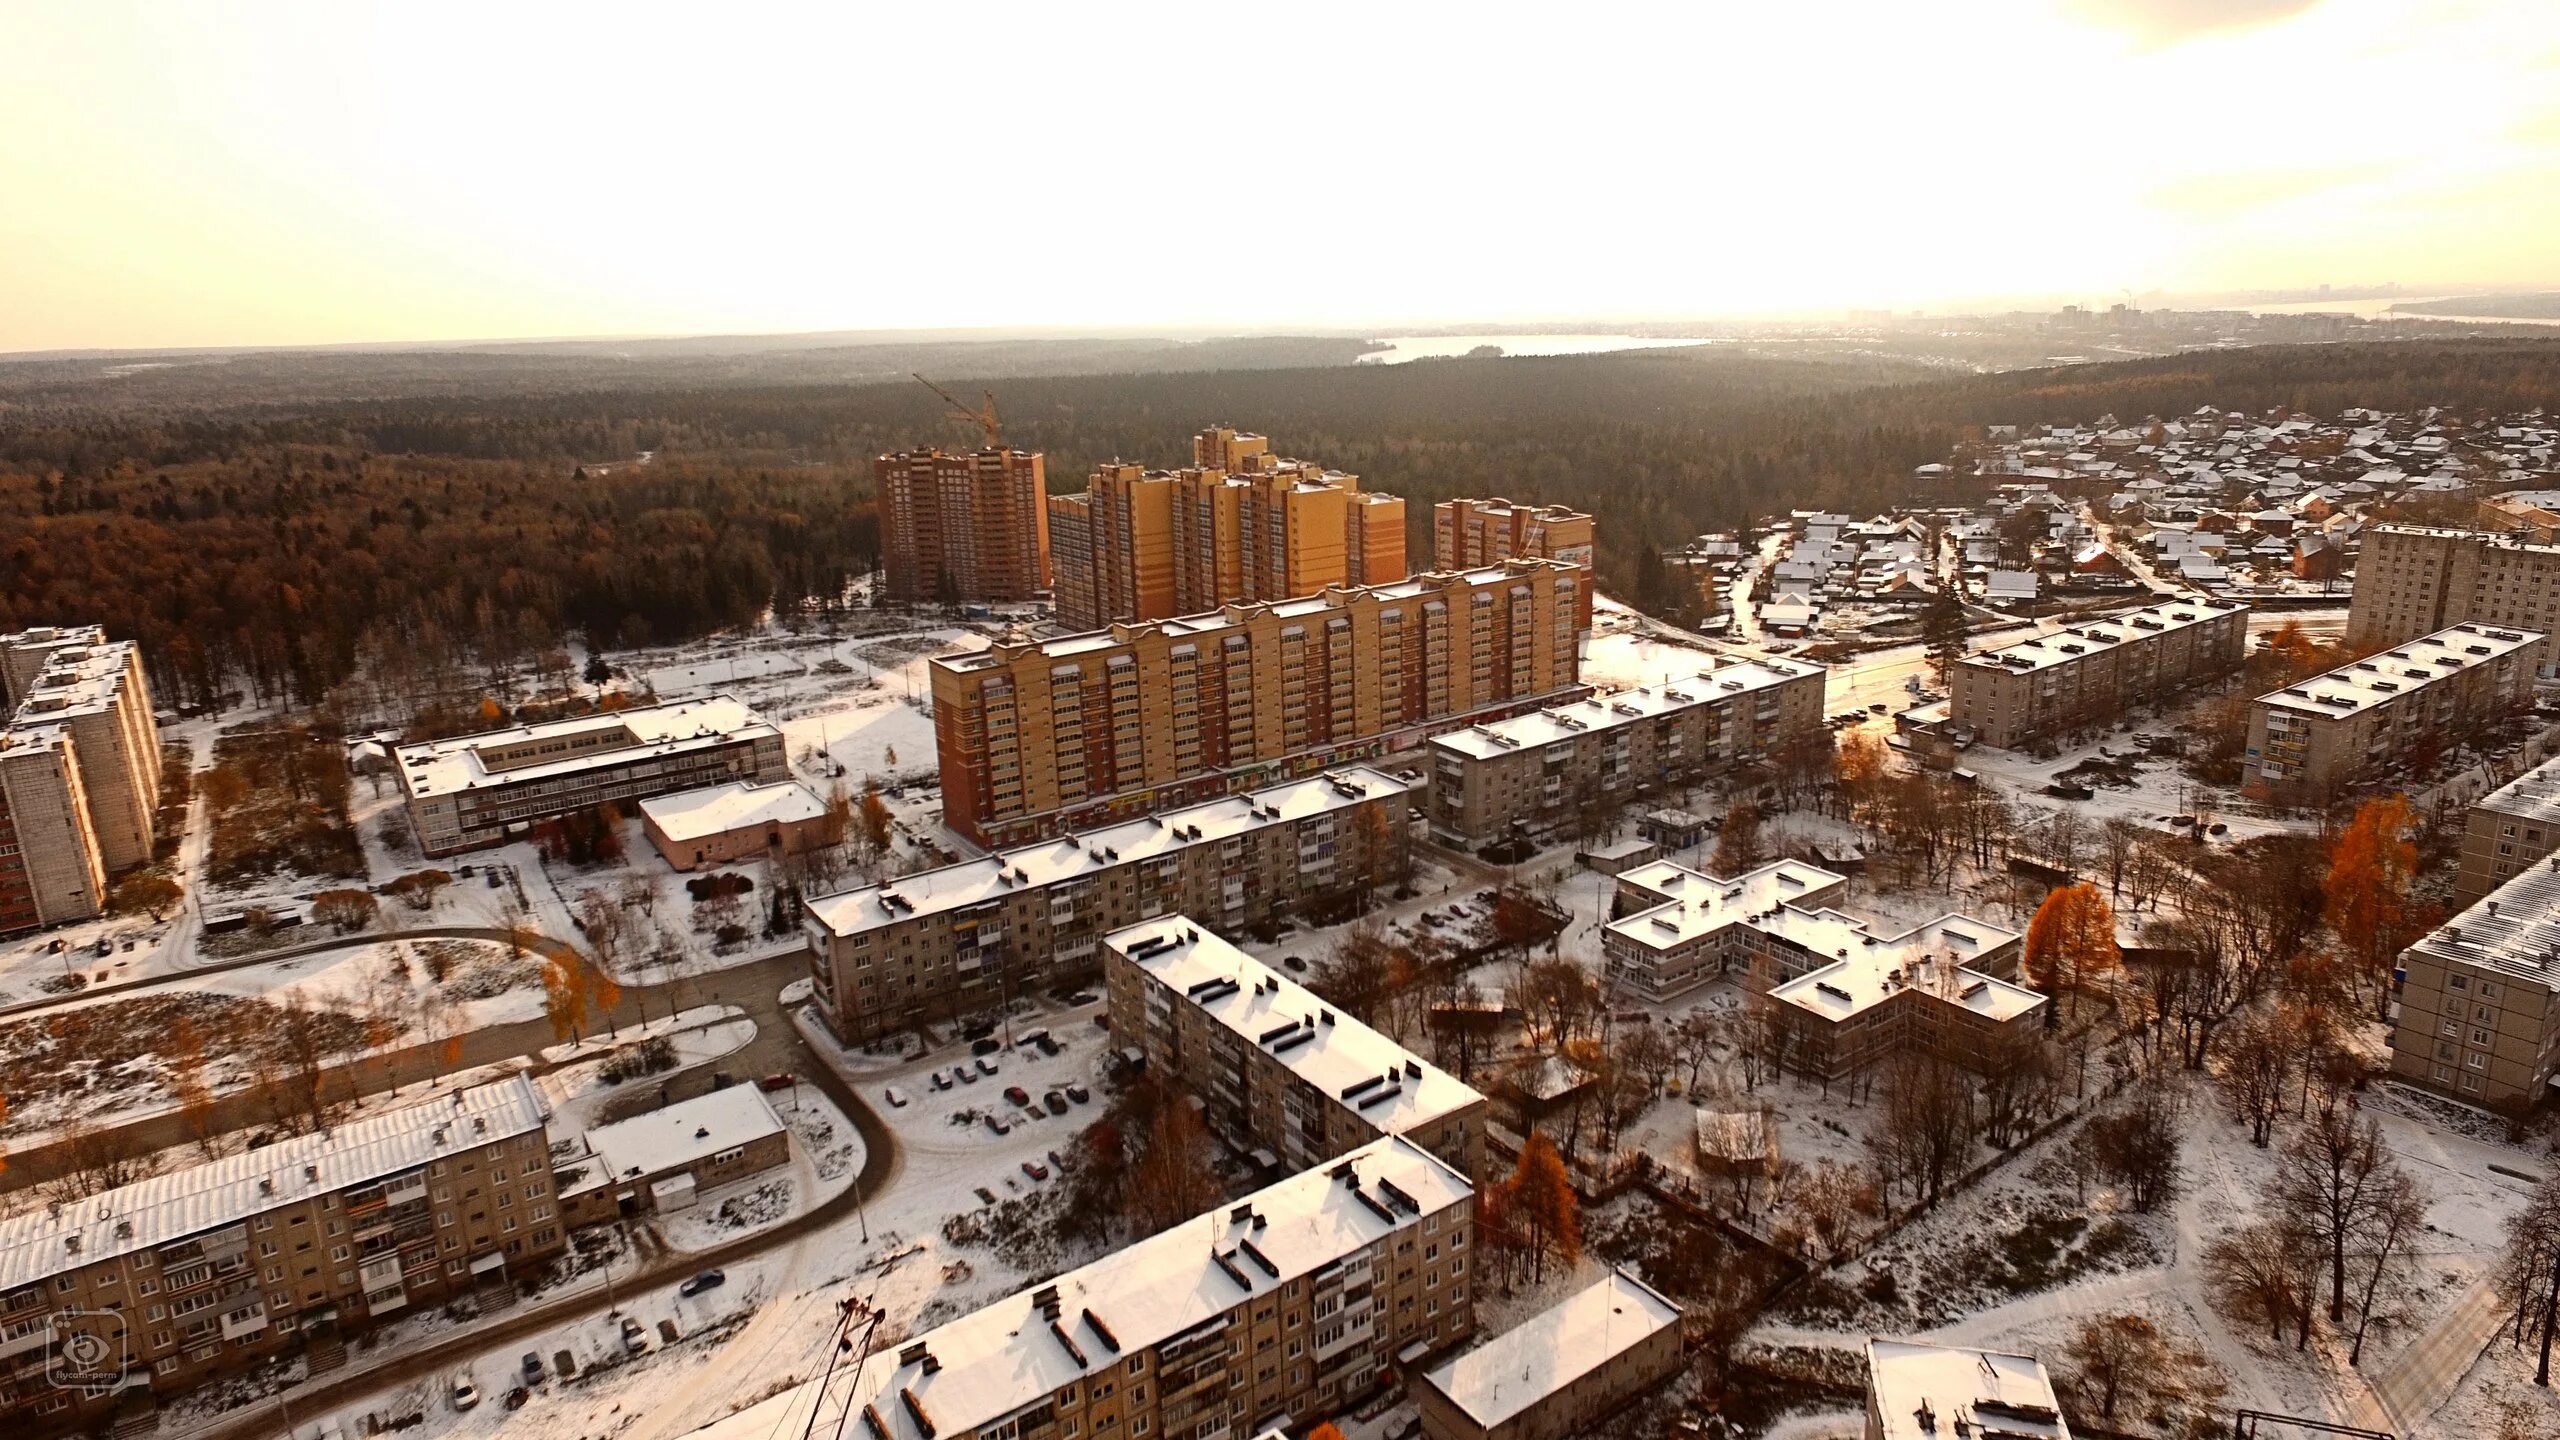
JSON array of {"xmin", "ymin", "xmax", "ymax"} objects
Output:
[{"xmin": 3, "ymin": 0, "xmax": 2554, "ymax": 352}]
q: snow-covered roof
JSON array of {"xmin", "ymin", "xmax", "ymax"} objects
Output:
[
  {"xmin": 1763, "ymin": 909, "xmax": 2039, "ymax": 1024},
  {"xmin": 804, "ymin": 766, "xmax": 1411, "ymax": 938},
  {"xmin": 1865, "ymin": 1339, "xmax": 2071, "ymax": 1440},
  {"xmin": 695, "ymin": 1136, "xmax": 1471, "ymax": 1440},
  {"xmin": 2256, "ymin": 623, "xmax": 2542, "ymax": 720},
  {"xmin": 9, "ymin": 639, "xmax": 142, "ymax": 725},
  {"xmin": 586, "ymin": 1083, "xmax": 784, "ymax": 1184},
  {"xmin": 1111, "ymin": 919, "xmax": 1483, "ymax": 1140},
  {"xmin": 637, "ymin": 779, "xmax": 826, "ymax": 843},
  {"xmin": 1430, "ymin": 661, "xmax": 1816, "ymax": 763},
  {"xmin": 1606, "ymin": 859, "xmax": 1845, "ymax": 951},
  {"xmin": 393, "ymin": 695, "xmax": 776, "ymax": 798},
  {"xmin": 1419, "ymin": 1269, "xmax": 1682, "ymax": 1430},
  {"xmin": 0, "ymin": 1078, "xmax": 547, "ymax": 1293},
  {"xmin": 2471, "ymin": 751, "xmax": 2560, "ymax": 832},
  {"xmin": 1959, "ymin": 597, "xmax": 2245, "ymax": 676}
]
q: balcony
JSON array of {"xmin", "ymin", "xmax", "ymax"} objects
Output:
[{"xmin": 219, "ymin": 1305, "xmax": 269, "ymax": 1342}]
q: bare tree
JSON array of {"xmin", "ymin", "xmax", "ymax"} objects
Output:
[
  {"xmin": 2275, "ymin": 1105, "xmax": 2403, "ymax": 1324},
  {"xmin": 52, "ymin": 1117, "xmax": 153, "ymax": 1199},
  {"xmin": 2348, "ymin": 1166, "xmax": 2430, "ymax": 1366},
  {"xmin": 2213, "ymin": 1008, "xmax": 2289, "ymax": 1146},
  {"xmin": 2496, "ymin": 1171, "xmax": 2560, "ymax": 1385},
  {"xmin": 1866, "ymin": 1050, "xmax": 1974, "ymax": 1208}
]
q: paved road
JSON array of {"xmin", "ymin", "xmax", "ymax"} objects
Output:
[{"xmin": 2372, "ymin": 1273, "xmax": 2506, "ymax": 1432}]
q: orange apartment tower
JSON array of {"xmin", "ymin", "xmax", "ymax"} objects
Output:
[
  {"xmin": 874, "ymin": 448, "xmax": 1051, "ymax": 605},
  {"xmin": 1048, "ymin": 427, "xmax": 1407, "ymax": 630}
]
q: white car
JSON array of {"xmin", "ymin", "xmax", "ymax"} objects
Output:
[{"xmin": 451, "ymin": 1377, "xmax": 481, "ymax": 1411}]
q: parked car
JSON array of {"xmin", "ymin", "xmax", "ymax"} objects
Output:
[
  {"xmin": 1004, "ymin": 1085, "xmax": 1031, "ymax": 1107},
  {"xmin": 521, "ymin": 1352, "xmax": 545, "ymax": 1385},
  {"xmin": 1065, "ymin": 1082, "xmax": 1090, "ymax": 1104},
  {"xmin": 1015, "ymin": 1028, "xmax": 1051, "ymax": 1051},
  {"xmin": 929, "ymin": 1071, "xmax": 952, "ymax": 1092},
  {"xmin": 1044, "ymin": 1091, "xmax": 1069, "ymax": 1116},
  {"xmin": 974, "ymin": 1056, "xmax": 998, "ymax": 1077},
  {"xmin": 679, "ymin": 1269, "xmax": 725, "ymax": 1298},
  {"xmin": 1282, "ymin": 955, "xmax": 1307, "ymax": 972},
  {"xmin": 884, "ymin": 1086, "xmax": 909, "ymax": 1108},
  {"xmin": 985, "ymin": 1113, "xmax": 1011, "ymax": 1137},
  {"xmin": 452, "ymin": 1378, "xmax": 481, "ymax": 1411},
  {"xmin": 756, "ymin": 1073, "xmax": 794, "ymax": 1092},
  {"xmin": 974, "ymin": 1187, "xmax": 998, "ymax": 1205},
  {"xmin": 971, "ymin": 1037, "xmax": 1001, "ymax": 1057},
  {"xmin": 504, "ymin": 1386, "xmax": 528, "ymax": 1411},
  {"xmin": 953, "ymin": 1065, "xmax": 976, "ymax": 1086},
  {"xmin": 1022, "ymin": 1160, "xmax": 1050, "ymax": 1181},
  {"xmin": 621, "ymin": 1317, "xmax": 648, "ymax": 1354}
]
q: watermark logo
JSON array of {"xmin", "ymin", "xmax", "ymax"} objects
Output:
[{"xmin": 46, "ymin": 1308, "xmax": 131, "ymax": 1395}]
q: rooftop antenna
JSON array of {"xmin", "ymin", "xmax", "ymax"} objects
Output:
[{"xmin": 914, "ymin": 373, "xmax": 1003, "ymax": 448}]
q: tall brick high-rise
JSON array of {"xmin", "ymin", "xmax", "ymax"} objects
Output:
[
  {"xmin": 873, "ymin": 448, "xmax": 1050, "ymax": 605},
  {"xmin": 934, "ymin": 558, "xmax": 1583, "ymax": 846},
  {"xmin": 1434, "ymin": 497, "xmax": 1597, "ymax": 632},
  {"xmin": 1048, "ymin": 428, "xmax": 1407, "ymax": 630}
]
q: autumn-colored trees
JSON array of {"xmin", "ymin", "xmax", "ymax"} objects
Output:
[
  {"xmin": 2023, "ymin": 882, "xmax": 2121, "ymax": 1025},
  {"xmin": 540, "ymin": 950, "xmax": 623, "ymax": 1044},
  {"xmin": 1483, "ymin": 1134, "xmax": 1581, "ymax": 1286},
  {"xmin": 2324, "ymin": 794, "xmax": 2428, "ymax": 1020}
]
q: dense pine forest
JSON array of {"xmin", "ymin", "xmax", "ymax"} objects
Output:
[{"xmin": 5, "ymin": 337, "xmax": 2558, "ymax": 712}]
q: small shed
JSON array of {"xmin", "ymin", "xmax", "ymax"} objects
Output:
[{"xmin": 1638, "ymin": 808, "xmax": 1711, "ymax": 850}]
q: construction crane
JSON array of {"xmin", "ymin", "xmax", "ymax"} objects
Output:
[{"xmin": 913, "ymin": 373, "xmax": 1003, "ymax": 449}]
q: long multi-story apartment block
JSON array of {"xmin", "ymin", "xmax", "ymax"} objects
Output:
[
  {"xmin": 2243, "ymin": 623, "xmax": 2541, "ymax": 799},
  {"xmin": 9, "ymin": 640, "xmax": 161, "ymax": 873},
  {"xmin": 1106, "ymin": 917, "xmax": 1489, "ymax": 1179},
  {"xmin": 2347, "ymin": 523, "xmax": 2560, "ymax": 677},
  {"xmin": 1950, "ymin": 597, "xmax": 2248, "ymax": 750},
  {"xmin": 1425, "ymin": 663, "xmax": 1825, "ymax": 844},
  {"xmin": 2452, "ymin": 752, "xmax": 2560, "ymax": 910},
  {"xmin": 0, "ymin": 724, "xmax": 107, "ymax": 932},
  {"xmin": 697, "ymin": 1133, "xmax": 1474, "ymax": 1440},
  {"xmin": 2387, "ymin": 856, "xmax": 2560, "ymax": 1107},
  {"xmin": 0, "ymin": 1078, "xmax": 563, "ymax": 1433},
  {"xmin": 1049, "ymin": 428, "xmax": 1408, "ymax": 630},
  {"xmin": 874, "ymin": 447, "xmax": 1051, "ymax": 605},
  {"xmin": 803, "ymin": 767, "xmax": 1415, "ymax": 1043},
  {"xmin": 394, "ymin": 696, "xmax": 788, "ymax": 856},
  {"xmin": 933, "ymin": 559, "xmax": 1583, "ymax": 847},
  {"xmin": 1433, "ymin": 498, "xmax": 1596, "ymax": 632},
  {"xmin": 1599, "ymin": 859, "xmax": 2036, "ymax": 1079}
]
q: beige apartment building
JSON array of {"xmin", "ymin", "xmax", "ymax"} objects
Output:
[
  {"xmin": 803, "ymin": 767, "xmax": 1415, "ymax": 1044},
  {"xmin": 1600, "ymin": 859, "xmax": 2036, "ymax": 1080},
  {"xmin": 1049, "ymin": 428, "xmax": 1408, "ymax": 630},
  {"xmin": 2451, "ymin": 752, "xmax": 2560, "ymax": 910},
  {"xmin": 2243, "ymin": 623, "xmax": 2541, "ymax": 800},
  {"xmin": 395, "ymin": 696, "xmax": 788, "ymax": 856},
  {"xmin": 1107, "ymin": 918, "xmax": 1490, "ymax": 1180},
  {"xmin": 726, "ymin": 1134, "xmax": 1475, "ymax": 1440},
  {"xmin": 0, "ymin": 724, "xmax": 107, "ymax": 934},
  {"xmin": 1426, "ymin": 662, "xmax": 1826, "ymax": 844},
  {"xmin": 2388, "ymin": 858, "xmax": 2560, "ymax": 1106},
  {"xmin": 2347, "ymin": 523, "xmax": 2560, "ymax": 677},
  {"xmin": 933, "ymin": 559, "xmax": 1583, "ymax": 847},
  {"xmin": 874, "ymin": 447, "xmax": 1051, "ymax": 605},
  {"xmin": 1949, "ymin": 597, "xmax": 2249, "ymax": 750},
  {"xmin": 0, "ymin": 1078, "xmax": 563, "ymax": 1434},
  {"xmin": 1415, "ymin": 1268, "xmax": 1684, "ymax": 1440},
  {"xmin": 1434, "ymin": 498, "xmax": 1597, "ymax": 633},
  {"xmin": 9, "ymin": 640, "xmax": 161, "ymax": 873}
]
